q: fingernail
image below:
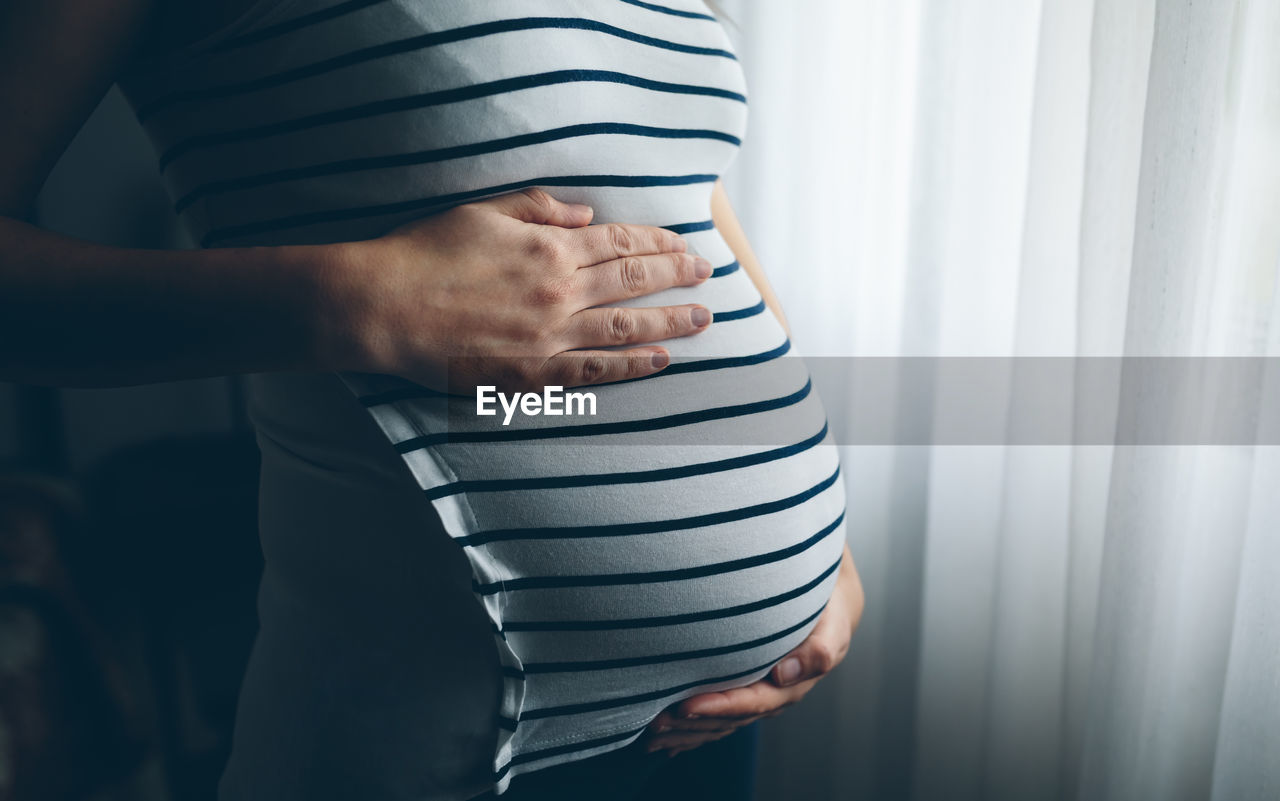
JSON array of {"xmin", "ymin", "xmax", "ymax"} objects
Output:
[
  {"xmin": 681, "ymin": 712, "xmax": 700, "ymax": 720},
  {"xmin": 572, "ymin": 203, "xmax": 593, "ymax": 216},
  {"xmin": 651, "ymin": 351, "xmax": 670, "ymax": 369},
  {"xmin": 654, "ymin": 724, "xmax": 671, "ymax": 734},
  {"xmin": 647, "ymin": 744, "xmax": 661, "ymax": 753},
  {"xmin": 777, "ymin": 657, "xmax": 802, "ymax": 685},
  {"xmin": 671, "ymin": 237, "xmax": 688, "ymax": 252},
  {"xmin": 690, "ymin": 307, "xmax": 711, "ymax": 327},
  {"xmin": 693, "ymin": 257, "xmax": 713, "ymax": 278}
]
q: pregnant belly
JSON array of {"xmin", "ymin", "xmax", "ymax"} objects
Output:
[
  {"xmin": 413, "ymin": 411, "xmax": 846, "ymax": 788},
  {"xmin": 342, "ymin": 255, "xmax": 848, "ymax": 786},
  {"xmin": 473, "ymin": 435, "xmax": 847, "ymax": 736},
  {"xmin": 247, "ymin": 359, "xmax": 845, "ymax": 783}
]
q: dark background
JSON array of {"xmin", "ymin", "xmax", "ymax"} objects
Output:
[
  {"xmin": 1, "ymin": 89, "xmax": 262, "ymax": 801},
  {"xmin": 0, "ymin": 89, "xmax": 245, "ymax": 472}
]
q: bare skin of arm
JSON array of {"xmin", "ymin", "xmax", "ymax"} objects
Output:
[
  {"xmin": 644, "ymin": 181, "xmax": 865, "ymax": 757},
  {"xmin": 0, "ymin": 0, "xmax": 711, "ymax": 391}
]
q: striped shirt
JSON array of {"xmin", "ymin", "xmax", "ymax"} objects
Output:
[{"xmin": 120, "ymin": 0, "xmax": 847, "ymax": 796}]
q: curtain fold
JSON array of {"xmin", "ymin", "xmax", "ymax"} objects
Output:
[{"xmin": 717, "ymin": 1, "xmax": 1280, "ymax": 799}]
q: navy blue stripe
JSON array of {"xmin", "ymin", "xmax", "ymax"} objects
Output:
[
  {"xmin": 174, "ymin": 123, "xmax": 739, "ymax": 212},
  {"xmin": 711, "ymin": 260, "xmax": 740, "ymax": 278},
  {"xmin": 592, "ymin": 338, "xmax": 791, "ymax": 388},
  {"xmin": 639, "ymin": 337, "xmax": 789, "ymax": 376},
  {"xmin": 201, "ymin": 173, "xmax": 718, "ymax": 246},
  {"xmin": 425, "ymin": 420, "xmax": 828, "ymax": 499},
  {"xmin": 141, "ymin": 17, "xmax": 735, "ymax": 121},
  {"xmin": 664, "ymin": 219, "xmax": 715, "ymax": 235},
  {"xmin": 503, "ymin": 553, "xmax": 844, "ymax": 633},
  {"xmin": 514, "ymin": 605, "xmax": 824, "ymax": 674},
  {"xmin": 208, "ymin": 0, "xmax": 390, "ymax": 54},
  {"xmin": 618, "ymin": 0, "xmax": 718, "ymax": 21},
  {"xmin": 161, "ymin": 70, "xmax": 745, "ymax": 170},
  {"xmin": 394, "ymin": 369, "xmax": 807, "ymax": 455},
  {"xmin": 456, "ymin": 463, "xmax": 838, "ymax": 547},
  {"xmin": 713, "ymin": 298, "xmax": 767, "ymax": 323},
  {"xmin": 475, "ymin": 508, "xmax": 844, "ymax": 595}
]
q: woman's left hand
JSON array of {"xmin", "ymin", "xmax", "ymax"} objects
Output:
[{"xmin": 643, "ymin": 543, "xmax": 865, "ymax": 757}]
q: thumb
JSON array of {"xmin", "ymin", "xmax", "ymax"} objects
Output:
[
  {"xmin": 485, "ymin": 188, "xmax": 594, "ymax": 227},
  {"xmin": 770, "ymin": 635, "xmax": 839, "ymax": 688}
]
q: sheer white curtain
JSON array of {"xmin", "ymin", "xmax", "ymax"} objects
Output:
[{"xmin": 717, "ymin": 1, "xmax": 1280, "ymax": 799}]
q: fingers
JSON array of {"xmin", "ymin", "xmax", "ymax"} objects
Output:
[
  {"xmin": 648, "ymin": 709, "xmax": 765, "ymax": 734},
  {"xmin": 645, "ymin": 712, "xmax": 741, "ymax": 755},
  {"xmin": 567, "ymin": 222, "xmax": 688, "ymax": 266},
  {"xmin": 676, "ymin": 680, "xmax": 803, "ymax": 719},
  {"xmin": 769, "ymin": 639, "xmax": 837, "ymax": 688},
  {"xmin": 769, "ymin": 604, "xmax": 851, "ymax": 688},
  {"xmin": 564, "ymin": 304, "xmax": 711, "ymax": 349},
  {"xmin": 645, "ymin": 710, "xmax": 775, "ymax": 755},
  {"xmin": 644, "ymin": 675, "xmax": 816, "ymax": 756},
  {"xmin": 577, "ymin": 252, "xmax": 712, "ymax": 307},
  {"xmin": 676, "ymin": 686, "xmax": 766, "ymax": 719},
  {"xmin": 540, "ymin": 348, "xmax": 672, "ymax": 388},
  {"xmin": 482, "ymin": 188, "xmax": 594, "ymax": 228}
]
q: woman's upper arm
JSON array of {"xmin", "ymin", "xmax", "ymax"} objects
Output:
[
  {"xmin": 0, "ymin": 0, "xmax": 156, "ymax": 218},
  {"xmin": 710, "ymin": 179, "xmax": 791, "ymax": 336}
]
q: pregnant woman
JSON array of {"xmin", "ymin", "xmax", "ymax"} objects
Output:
[{"xmin": 0, "ymin": 1, "xmax": 864, "ymax": 799}]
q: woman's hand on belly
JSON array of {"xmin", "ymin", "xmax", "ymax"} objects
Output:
[
  {"xmin": 643, "ymin": 543, "xmax": 865, "ymax": 757},
  {"xmin": 326, "ymin": 189, "xmax": 715, "ymax": 394}
]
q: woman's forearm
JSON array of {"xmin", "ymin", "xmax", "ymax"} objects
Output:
[
  {"xmin": 0, "ymin": 181, "xmax": 783, "ymax": 390},
  {"xmin": 0, "ymin": 191, "xmax": 716, "ymax": 393},
  {"xmin": 0, "ymin": 215, "xmax": 348, "ymax": 387}
]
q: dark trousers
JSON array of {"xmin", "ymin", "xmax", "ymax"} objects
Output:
[{"xmin": 471, "ymin": 722, "xmax": 760, "ymax": 801}]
